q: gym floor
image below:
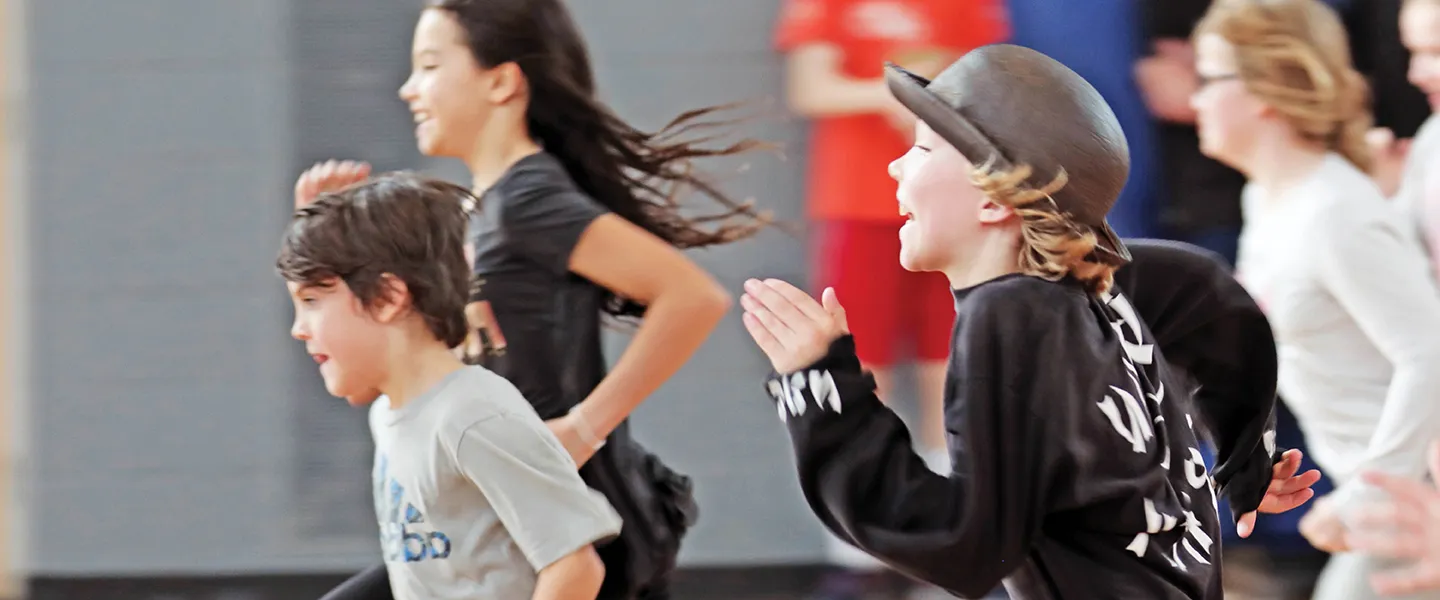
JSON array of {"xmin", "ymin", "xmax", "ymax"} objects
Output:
[{"xmin": 26, "ymin": 566, "xmax": 851, "ymax": 600}]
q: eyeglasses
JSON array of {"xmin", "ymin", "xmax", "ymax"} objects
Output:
[{"xmin": 1197, "ymin": 73, "xmax": 1240, "ymax": 87}]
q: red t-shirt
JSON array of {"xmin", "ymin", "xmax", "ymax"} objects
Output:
[{"xmin": 775, "ymin": 0, "xmax": 1009, "ymax": 221}]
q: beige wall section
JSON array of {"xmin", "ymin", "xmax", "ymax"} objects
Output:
[
  {"xmin": 0, "ymin": 0, "xmax": 12, "ymax": 591},
  {"xmin": 0, "ymin": 0, "xmax": 25, "ymax": 594}
]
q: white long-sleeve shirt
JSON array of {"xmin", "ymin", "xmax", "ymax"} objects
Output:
[
  {"xmin": 1394, "ymin": 115, "xmax": 1440, "ymax": 276},
  {"xmin": 1237, "ymin": 153, "xmax": 1440, "ymax": 512}
]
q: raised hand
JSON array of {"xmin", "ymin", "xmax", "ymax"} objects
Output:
[
  {"xmin": 740, "ymin": 279, "xmax": 848, "ymax": 374},
  {"xmin": 294, "ymin": 160, "xmax": 372, "ymax": 208}
]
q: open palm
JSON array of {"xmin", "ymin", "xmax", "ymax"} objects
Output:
[
  {"xmin": 1346, "ymin": 442, "xmax": 1440, "ymax": 596},
  {"xmin": 739, "ymin": 278, "xmax": 847, "ymax": 374},
  {"xmin": 1236, "ymin": 448, "xmax": 1322, "ymax": 538}
]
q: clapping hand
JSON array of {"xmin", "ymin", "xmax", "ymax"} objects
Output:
[{"xmin": 740, "ymin": 279, "xmax": 848, "ymax": 374}]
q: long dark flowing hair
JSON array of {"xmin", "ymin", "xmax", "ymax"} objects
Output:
[{"xmin": 430, "ymin": 0, "xmax": 772, "ymax": 318}]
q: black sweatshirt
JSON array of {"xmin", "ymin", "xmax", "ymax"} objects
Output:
[
  {"xmin": 765, "ymin": 241, "xmax": 1278, "ymax": 599},
  {"xmin": 1112, "ymin": 239, "xmax": 1279, "ymax": 522}
]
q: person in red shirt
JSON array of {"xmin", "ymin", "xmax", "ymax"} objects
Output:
[{"xmin": 774, "ymin": 1, "xmax": 1008, "ymax": 597}]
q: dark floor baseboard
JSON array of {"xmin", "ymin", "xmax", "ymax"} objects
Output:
[{"xmin": 27, "ymin": 564, "xmax": 833, "ymax": 600}]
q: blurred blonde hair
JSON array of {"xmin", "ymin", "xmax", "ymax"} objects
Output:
[
  {"xmin": 1195, "ymin": 0, "xmax": 1374, "ymax": 172},
  {"xmin": 971, "ymin": 161, "xmax": 1117, "ymax": 295}
]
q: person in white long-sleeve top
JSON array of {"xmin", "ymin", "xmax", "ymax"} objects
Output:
[
  {"xmin": 1190, "ymin": 1, "xmax": 1440, "ymax": 598},
  {"xmin": 1332, "ymin": 1, "xmax": 1440, "ymax": 597},
  {"xmin": 1383, "ymin": 0, "xmax": 1440, "ymax": 275}
]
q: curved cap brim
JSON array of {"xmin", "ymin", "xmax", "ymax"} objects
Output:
[
  {"xmin": 883, "ymin": 62, "xmax": 1130, "ymax": 265},
  {"xmin": 883, "ymin": 62, "xmax": 1011, "ymax": 174}
]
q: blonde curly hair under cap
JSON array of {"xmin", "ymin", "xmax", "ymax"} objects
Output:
[
  {"xmin": 885, "ymin": 44, "xmax": 1132, "ymax": 294},
  {"xmin": 1194, "ymin": 0, "xmax": 1374, "ymax": 173}
]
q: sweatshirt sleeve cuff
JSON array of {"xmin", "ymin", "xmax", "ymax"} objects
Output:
[{"xmin": 763, "ymin": 335, "xmax": 877, "ymax": 423}]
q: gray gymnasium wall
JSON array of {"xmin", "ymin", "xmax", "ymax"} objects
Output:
[
  {"xmin": 24, "ymin": 0, "xmax": 306, "ymax": 575},
  {"xmin": 20, "ymin": 0, "xmax": 839, "ymax": 574}
]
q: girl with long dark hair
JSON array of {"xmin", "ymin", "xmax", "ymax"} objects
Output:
[{"xmin": 297, "ymin": 1, "xmax": 769, "ymax": 598}]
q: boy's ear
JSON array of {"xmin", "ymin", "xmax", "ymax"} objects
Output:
[
  {"xmin": 977, "ymin": 196, "xmax": 1016, "ymax": 225},
  {"xmin": 371, "ymin": 273, "xmax": 413, "ymax": 323}
]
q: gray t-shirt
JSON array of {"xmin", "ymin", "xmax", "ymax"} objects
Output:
[{"xmin": 369, "ymin": 366, "xmax": 623, "ymax": 600}]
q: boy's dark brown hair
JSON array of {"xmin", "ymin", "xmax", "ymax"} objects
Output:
[{"xmin": 276, "ymin": 172, "xmax": 473, "ymax": 348}]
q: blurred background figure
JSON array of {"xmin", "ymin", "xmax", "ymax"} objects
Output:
[
  {"xmin": 1005, "ymin": 0, "xmax": 1164, "ymax": 242},
  {"xmin": 1135, "ymin": 2, "xmax": 1328, "ymax": 599},
  {"xmin": 1190, "ymin": 2, "xmax": 1440, "ymax": 600},
  {"xmin": 1136, "ymin": 0, "xmax": 1248, "ymax": 265},
  {"xmin": 1133, "ymin": 0, "xmax": 1432, "ymax": 598},
  {"xmin": 1351, "ymin": 0, "xmax": 1433, "ymax": 192},
  {"xmin": 773, "ymin": 0, "xmax": 1006, "ymax": 597},
  {"xmin": 1392, "ymin": 0, "xmax": 1440, "ymax": 269}
]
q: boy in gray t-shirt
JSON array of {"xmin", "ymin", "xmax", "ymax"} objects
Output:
[
  {"xmin": 369, "ymin": 366, "xmax": 623, "ymax": 598},
  {"xmin": 277, "ymin": 173, "xmax": 622, "ymax": 600}
]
